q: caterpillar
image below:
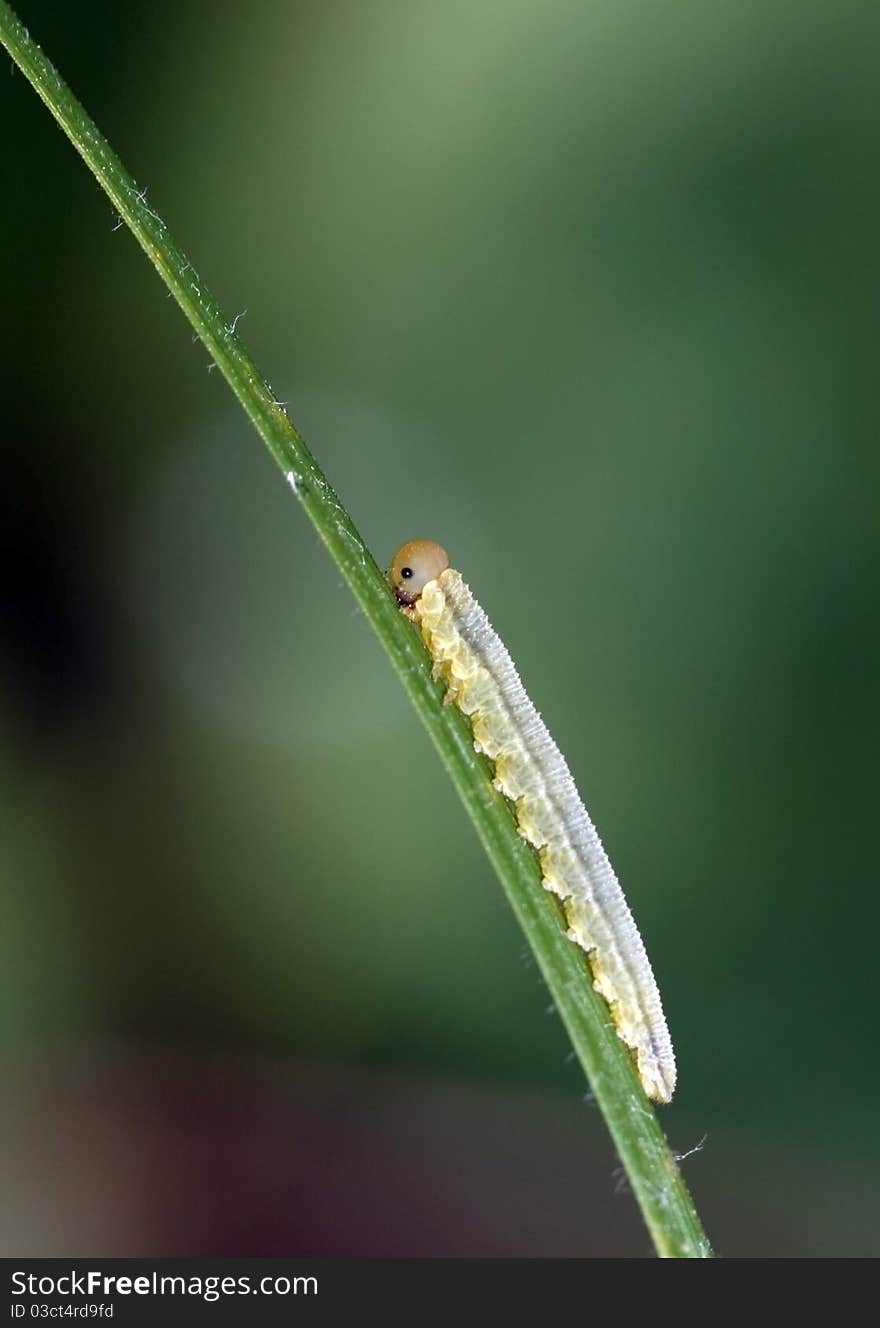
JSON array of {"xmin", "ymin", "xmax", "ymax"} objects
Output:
[{"xmin": 388, "ymin": 539, "xmax": 676, "ymax": 1104}]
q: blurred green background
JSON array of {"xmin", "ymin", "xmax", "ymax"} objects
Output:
[{"xmin": 2, "ymin": 0, "xmax": 878, "ymax": 1256}]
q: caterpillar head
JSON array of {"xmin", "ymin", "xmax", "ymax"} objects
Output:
[{"xmin": 388, "ymin": 540, "xmax": 449, "ymax": 605}]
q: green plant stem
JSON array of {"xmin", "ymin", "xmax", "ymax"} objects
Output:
[{"xmin": 0, "ymin": 0, "xmax": 711, "ymax": 1258}]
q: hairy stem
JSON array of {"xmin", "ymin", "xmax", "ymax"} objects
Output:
[{"xmin": 0, "ymin": 0, "xmax": 711, "ymax": 1258}]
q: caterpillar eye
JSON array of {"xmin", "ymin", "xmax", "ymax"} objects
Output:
[{"xmin": 388, "ymin": 540, "xmax": 450, "ymax": 604}]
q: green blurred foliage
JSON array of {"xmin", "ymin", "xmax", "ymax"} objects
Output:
[{"xmin": 2, "ymin": 0, "xmax": 879, "ymax": 1254}]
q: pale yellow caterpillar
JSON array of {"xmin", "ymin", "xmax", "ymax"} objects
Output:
[{"xmin": 388, "ymin": 540, "xmax": 676, "ymax": 1104}]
